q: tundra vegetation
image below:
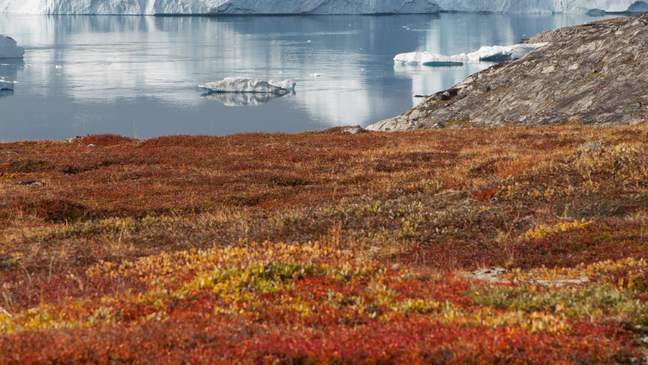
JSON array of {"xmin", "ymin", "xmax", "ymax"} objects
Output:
[{"xmin": 1, "ymin": 124, "xmax": 648, "ymax": 363}]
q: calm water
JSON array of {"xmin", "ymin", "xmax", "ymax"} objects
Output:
[{"xmin": 0, "ymin": 13, "xmax": 608, "ymax": 141}]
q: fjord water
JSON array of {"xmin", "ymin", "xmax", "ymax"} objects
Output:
[{"xmin": 0, "ymin": 13, "xmax": 606, "ymax": 141}]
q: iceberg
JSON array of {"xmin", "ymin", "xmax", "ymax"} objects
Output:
[
  {"xmin": 0, "ymin": 35, "xmax": 24, "ymax": 59},
  {"xmin": 0, "ymin": 0, "xmax": 440, "ymax": 15},
  {"xmin": 394, "ymin": 43, "xmax": 547, "ymax": 67},
  {"xmin": 0, "ymin": 0, "xmax": 641, "ymax": 14},
  {"xmin": 467, "ymin": 43, "xmax": 548, "ymax": 62},
  {"xmin": 394, "ymin": 52, "xmax": 465, "ymax": 67},
  {"xmin": 198, "ymin": 78, "xmax": 296, "ymax": 95},
  {"xmin": 433, "ymin": 0, "xmax": 639, "ymax": 14}
]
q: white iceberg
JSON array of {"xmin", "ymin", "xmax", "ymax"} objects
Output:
[
  {"xmin": 0, "ymin": 0, "xmax": 440, "ymax": 15},
  {"xmin": 466, "ymin": 43, "xmax": 548, "ymax": 62},
  {"xmin": 394, "ymin": 51, "xmax": 465, "ymax": 67},
  {"xmin": 394, "ymin": 43, "xmax": 547, "ymax": 67},
  {"xmin": 198, "ymin": 77, "xmax": 296, "ymax": 95},
  {"xmin": 0, "ymin": 35, "xmax": 24, "ymax": 59},
  {"xmin": 433, "ymin": 0, "xmax": 639, "ymax": 14},
  {"xmin": 0, "ymin": 0, "xmax": 640, "ymax": 14}
]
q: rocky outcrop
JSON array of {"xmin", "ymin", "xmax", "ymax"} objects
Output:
[{"xmin": 367, "ymin": 14, "xmax": 648, "ymax": 131}]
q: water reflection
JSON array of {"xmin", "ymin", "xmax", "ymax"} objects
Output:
[
  {"xmin": 0, "ymin": 59, "xmax": 22, "ymax": 96},
  {"xmin": 202, "ymin": 91, "xmax": 294, "ymax": 106},
  {"xmin": 0, "ymin": 13, "xmax": 609, "ymax": 141}
]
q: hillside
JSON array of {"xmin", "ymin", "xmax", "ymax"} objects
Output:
[
  {"xmin": 368, "ymin": 14, "xmax": 648, "ymax": 131},
  {"xmin": 1, "ymin": 125, "xmax": 648, "ymax": 363}
]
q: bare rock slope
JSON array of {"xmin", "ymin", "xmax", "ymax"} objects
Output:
[{"xmin": 368, "ymin": 14, "xmax": 648, "ymax": 131}]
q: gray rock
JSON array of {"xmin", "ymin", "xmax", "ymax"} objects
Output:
[
  {"xmin": 465, "ymin": 267, "xmax": 508, "ymax": 283},
  {"xmin": 464, "ymin": 267, "xmax": 589, "ymax": 287},
  {"xmin": 366, "ymin": 116, "xmax": 421, "ymax": 132},
  {"xmin": 15, "ymin": 180, "xmax": 45, "ymax": 187},
  {"xmin": 577, "ymin": 141, "xmax": 604, "ymax": 154},
  {"xmin": 368, "ymin": 14, "xmax": 648, "ymax": 131},
  {"xmin": 341, "ymin": 125, "xmax": 367, "ymax": 134}
]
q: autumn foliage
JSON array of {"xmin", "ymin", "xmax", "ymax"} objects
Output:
[{"xmin": 1, "ymin": 125, "xmax": 648, "ymax": 363}]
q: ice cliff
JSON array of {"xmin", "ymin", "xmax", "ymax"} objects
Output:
[
  {"xmin": 0, "ymin": 0, "xmax": 440, "ymax": 15},
  {"xmin": 0, "ymin": 0, "xmax": 644, "ymax": 14},
  {"xmin": 434, "ymin": 0, "xmax": 642, "ymax": 14}
]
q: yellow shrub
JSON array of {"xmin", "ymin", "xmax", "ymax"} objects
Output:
[{"xmin": 521, "ymin": 219, "xmax": 592, "ymax": 241}]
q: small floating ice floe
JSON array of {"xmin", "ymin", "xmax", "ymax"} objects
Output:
[
  {"xmin": 198, "ymin": 77, "xmax": 296, "ymax": 106},
  {"xmin": 198, "ymin": 77, "xmax": 296, "ymax": 95},
  {"xmin": 394, "ymin": 51, "xmax": 464, "ymax": 67},
  {"xmin": 394, "ymin": 43, "xmax": 548, "ymax": 67},
  {"xmin": 471, "ymin": 43, "xmax": 548, "ymax": 62},
  {"xmin": 0, "ymin": 35, "xmax": 25, "ymax": 59}
]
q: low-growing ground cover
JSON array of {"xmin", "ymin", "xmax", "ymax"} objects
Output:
[{"xmin": 1, "ymin": 124, "xmax": 648, "ymax": 363}]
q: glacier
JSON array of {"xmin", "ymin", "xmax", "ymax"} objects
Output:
[
  {"xmin": 0, "ymin": 0, "xmax": 440, "ymax": 15},
  {"xmin": 394, "ymin": 43, "xmax": 547, "ymax": 67},
  {"xmin": 434, "ymin": 0, "xmax": 641, "ymax": 14},
  {"xmin": 0, "ymin": 35, "xmax": 24, "ymax": 59},
  {"xmin": 198, "ymin": 78, "xmax": 296, "ymax": 95},
  {"xmin": 0, "ymin": 0, "xmax": 643, "ymax": 14}
]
